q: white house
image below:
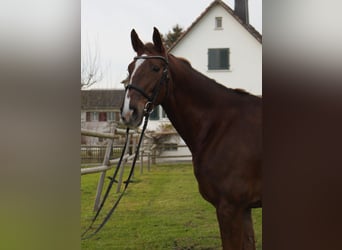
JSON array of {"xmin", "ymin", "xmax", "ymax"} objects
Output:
[
  {"xmin": 147, "ymin": 0, "xmax": 262, "ymax": 130},
  {"xmin": 81, "ymin": 89, "xmax": 124, "ymax": 145},
  {"xmin": 170, "ymin": 0, "xmax": 262, "ymax": 94},
  {"xmin": 146, "ymin": 0, "xmax": 262, "ymax": 162}
]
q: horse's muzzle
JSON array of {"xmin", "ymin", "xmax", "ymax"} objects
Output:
[{"xmin": 120, "ymin": 107, "xmax": 143, "ymax": 128}]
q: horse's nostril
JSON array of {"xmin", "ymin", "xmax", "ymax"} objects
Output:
[
  {"xmin": 121, "ymin": 108, "xmax": 138, "ymax": 124},
  {"xmin": 131, "ymin": 108, "xmax": 138, "ymax": 120}
]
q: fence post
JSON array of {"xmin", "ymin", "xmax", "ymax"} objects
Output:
[
  {"xmin": 93, "ymin": 135, "xmax": 114, "ymax": 211},
  {"xmin": 152, "ymin": 144, "xmax": 156, "ymax": 165},
  {"xmin": 140, "ymin": 148, "xmax": 144, "ymax": 174},
  {"xmin": 116, "ymin": 133, "xmax": 131, "ymax": 193},
  {"xmin": 148, "ymin": 151, "xmax": 151, "ymax": 171}
]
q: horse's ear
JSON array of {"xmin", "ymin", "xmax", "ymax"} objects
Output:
[
  {"xmin": 131, "ymin": 29, "xmax": 145, "ymax": 54},
  {"xmin": 152, "ymin": 27, "xmax": 165, "ymax": 54}
]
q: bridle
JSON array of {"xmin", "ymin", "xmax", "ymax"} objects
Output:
[{"xmin": 125, "ymin": 55, "xmax": 169, "ymax": 114}]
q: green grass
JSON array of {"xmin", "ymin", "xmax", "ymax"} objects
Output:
[{"xmin": 81, "ymin": 163, "xmax": 262, "ymax": 249}]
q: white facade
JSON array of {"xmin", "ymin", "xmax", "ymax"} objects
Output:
[
  {"xmin": 145, "ymin": 0, "xmax": 262, "ymax": 162},
  {"xmin": 170, "ymin": 4, "xmax": 262, "ymax": 95},
  {"xmin": 146, "ymin": 110, "xmax": 169, "ymax": 131},
  {"xmin": 147, "ymin": 1, "xmax": 262, "ymax": 131}
]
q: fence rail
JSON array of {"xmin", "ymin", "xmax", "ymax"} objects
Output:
[
  {"xmin": 81, "ymin": 128, "xmax": 136, "ymax": 138},
  {"xmin": 81, "ymin": 145, "xmax": 126, "ymax": 164},
  {"xmin": 81, "ymin": 127, "xmax": 192, "ymax": 211},
  {"xmin": 81, "ymin": 154, "xmax": 130, "ymax": 175},
  {"xmin": 81, "ymin": 144, "xmax": 192, "ymax": 164}
]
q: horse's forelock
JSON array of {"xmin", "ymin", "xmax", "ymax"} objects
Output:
[{"xmin": 144, "ymin": 43, "xmax": 158, "ymax": 54}]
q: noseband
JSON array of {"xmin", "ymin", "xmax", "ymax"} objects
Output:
[{"xmin": 125, "ymin": 55, "xmax": 169, "ymax": 114}]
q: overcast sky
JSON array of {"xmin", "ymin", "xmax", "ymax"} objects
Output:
[{"xmin": 82, "ymin": 0, "xmax": 262, "ymax": 89}]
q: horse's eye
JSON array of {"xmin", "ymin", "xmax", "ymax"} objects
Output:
[{"xmin": 152, "ymin": 65, "xmax": 160, "ymax": 72}]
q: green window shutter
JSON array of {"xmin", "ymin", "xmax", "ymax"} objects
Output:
[{"xmin": 208, "ymin": 48, "xmax": 230, "ymax": 70}]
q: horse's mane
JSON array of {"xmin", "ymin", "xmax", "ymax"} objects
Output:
[
  {"xmin": 177, "ymin": 57, "xmax": 192, "ymax": 67},
  {"xmin": 141, "ymin": 48, "xmax": 256, "ymax": 98},
  {"xmin": 144, "ymin": 43, "xmax": 158, "ymax": 53},
  {"xmin": 142, "ymin": 44, "xmax": 192, "ymax": 68},
  {"xmin": 232, "ymin": 88, "xmax": 252, "ymax": 95}
]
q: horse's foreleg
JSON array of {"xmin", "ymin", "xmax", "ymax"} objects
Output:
[
  {"xmin": 216, "ymin": 202, "xmax": 245, "ymax": 250},
  {"xmin": 243, "ymin": 208, "xmax": 256, "ymax": 250}
]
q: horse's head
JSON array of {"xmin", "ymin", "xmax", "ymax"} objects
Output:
[{"xmin": 120, "ymin": 27, "xmax": 169, "ymax": 128}]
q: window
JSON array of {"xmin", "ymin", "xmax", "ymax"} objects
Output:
[
  {"xmin": 92, "ymin": 112, "xmax": 99, "ymax": 121},
  {"xmin": 215, "ymin": 17, "xmax": 223, "ymax": 29},
  {"xmin": 149, "ymin": 106, "xmax": 160, "ymax": 120},
  {"xmin": 86, "ymin": 112, "xmax": 99, "ymax": 121},
  {"xmin": 208, "ymin": 48, "xmax": 230, "ymax": 70},
  {"xmin": 107, "ymin": 112, "xmax": 115, "ymax": 121},
  {"xmin": 148, "ymin": 106, "xmax": 168, "ymax": 120}
]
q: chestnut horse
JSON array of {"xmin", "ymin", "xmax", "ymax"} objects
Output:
[{"xmin": 120, "ymin": 27, "xmax": 262, "ymax": 250}]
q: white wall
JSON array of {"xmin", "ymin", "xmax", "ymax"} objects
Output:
[
  {"xmin": 144, "ymin": 4, "xmax": 262, "ymax": 161},
  {"xmin": 170, "ymin": 5, "xmax": 262, "ymax": 95}
]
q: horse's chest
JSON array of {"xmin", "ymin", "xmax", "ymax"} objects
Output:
[{"xmin": 193, "ymin": 163, "xmax": 223, "ymax": 205}]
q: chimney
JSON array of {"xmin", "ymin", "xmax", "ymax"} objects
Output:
[{"xmin": 234, "ymin": 0, "xmax": 249, "ymax": 24}]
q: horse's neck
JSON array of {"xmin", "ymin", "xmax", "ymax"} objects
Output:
[{"xmin": 161, "ymin": 57, "xmax": 218, "ymax": 154}]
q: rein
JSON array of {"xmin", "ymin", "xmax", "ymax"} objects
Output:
[
  {"xmin": 125, "ymin": 55, "xmax": 169, "ymax": 110},
  {"xmin": 81, "ymin": 110, "xmax": 151, "ymax": 240},
  {"xmin": 82, "ymin": 55, "xmax": 169, "ymax": 240}
]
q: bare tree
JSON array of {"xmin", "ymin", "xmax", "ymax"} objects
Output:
[{"xmin": 81, "ymin": 39, "xmax": 103, "ymax": 89}]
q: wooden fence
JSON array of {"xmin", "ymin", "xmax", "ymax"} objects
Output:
[
  {"xmin": 81, "ymin": 127, "xmax": 192, "ymax": 211},
  {"xmin": 81, "ymin": 145, "xmax": 124, "ymax": 164},
  {"xmin": 81, "ymin": 127, "xmax": 153, "ymax": 211}
]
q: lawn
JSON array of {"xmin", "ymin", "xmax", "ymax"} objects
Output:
[{"xmin": 81, "ymin": 163, "xmax": 262, "ymax": 249}]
